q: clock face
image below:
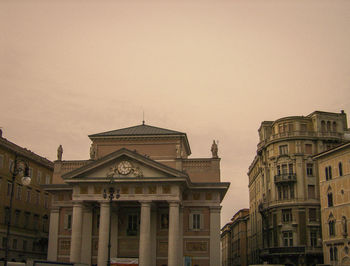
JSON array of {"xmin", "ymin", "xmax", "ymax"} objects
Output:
[
  {"xmin": 21, "ymin": 176, "xmax": 31, "ymax": 186},
  {"xmin": 117, "ymin": 161, "xmax": 132, "ymax": 175}
]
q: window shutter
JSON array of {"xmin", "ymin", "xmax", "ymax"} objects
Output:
[
  {"xmin": 64, "ymin": 214, "xmax": 68, "ymax": 229},
  {"xmin": 189, "ymin": 213, "xmax": 193, "ymax": 230},
  {"xmin": 200, "ymin": 213, "xmax": 204, "ymax": 230}
]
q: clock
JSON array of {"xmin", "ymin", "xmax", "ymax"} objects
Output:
[{"xmin": 117, "ymin": 161, "xmax": 132, "ymax": 175}]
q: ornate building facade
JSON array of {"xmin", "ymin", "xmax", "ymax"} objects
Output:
[
  {"xmin": 0, "ymin": 130, "xmax": 53, "ymax": 262},
  {"xmin": 221, "ymin": 208, "xmax": 249, "ymax": 266},
  {"xmin": 247, "ymin": 110, "xmax": 349, "ymax": 266},
  {"xmin": 45, "ymin": 124, "xmax": 229, "ymax": 266},
  {"xmin": 314, "ymin": 142, "xmax": 350, "ymax": 265}
]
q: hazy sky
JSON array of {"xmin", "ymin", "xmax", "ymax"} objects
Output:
[{"xmin": 1, "ymin": 0, "xmax": 350, "ymax": 226}]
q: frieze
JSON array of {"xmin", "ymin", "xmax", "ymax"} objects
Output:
[{"xmin": 185, "ymin": 241, "xmax": 208, "ymax": 252}]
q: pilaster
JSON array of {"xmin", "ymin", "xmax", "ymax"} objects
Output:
[{"xmin": 47, "ymin": 207, "xmax": 60, "ymax": 261}]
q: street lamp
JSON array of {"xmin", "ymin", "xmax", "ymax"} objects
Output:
[
  {"xmin": 103, "ymin": 178, "xmax": 120, "ymax": 266},
  {"xmin": 4, "ymin": 154, "xmax": 31, "ymax": 266}
]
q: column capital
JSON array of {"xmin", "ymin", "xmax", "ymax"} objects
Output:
[
  {"xmin": 50, "ymin": 207, "xmax": 60, "ymax": 213},
  {"xmin": 72, "ymin": 201, "xmax": 84, "ymax": 207},
  {"xmin": 99, "ymin": 201, "xmax": 111, "ymax": 207},
  {"xmin": 167, "ymin": 200, "xmax": 180, "ymax": 207},
  {"xmin": 139, "ymin": 200, "xmax": 153, "ymax": 206},
  {"xmin": 209, "ymin": 206, "xmax": 222, "ymax": 213}
]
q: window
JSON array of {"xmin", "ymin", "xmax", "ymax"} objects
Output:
[
  {"xmin": 308, "ymin": 185, "xmax": 315, "ymax": 199},
  {"xmin": 37, "ymin": 171, "xmax": 42, "ymax": 184},
  {"xmin": 332, "ymin": 122, "xmax": 337, "ymax": 132},
  {"xmin": 342, "ymin": 216, "xmax": 347, "ymax": 236},
  {"xmin": 279, "ymin": 145, "xmax": 288, "ymax": 155},
  {"xmin": 290, "ymin": 185, "xmax": 295, "ymax": 199},
  {"xmin": 306, "ymin": 163, "xmax": 313, "ymax": 176},
  {"xmin": 334, "ymin": 247, "xmax": 338, "ymax": 261},
  {"xmin": 9, "ymin": 159, "xmax": 13, "ymax": 171},
  {"xmin": 328, "ymin": 193, "xmax": 333, "ymax": 207},
  {"xmin": 288, "ymin": 164, "xmax": 293, "ymax": 174},
  {"xmin": 12, "ymin": 239, "xmax": 17, "ymax": 249},
  {"xmin": 160, "ymin": 213, "xmax": 169, "ymax": 229},
  {"xmin": 2, "ymin": 237, "xmax": 7, "ymax": 249},
  {"xmin": 283, "ymin": 231, "xmax": 293, "ymax": 247},
  {"xmin": 14, "ymin": 210, "xmax": 20, "ymax": 226},
  {"xmin": 44, "ymin": 194, "xmax": 49, "ymax": 209},
  {"xmin": 282, "ymin": 164, "xmax": 287, "ymax": 174},
  {"xmin": 309, "ymin": 208, "xmax": 316, "ymax": 222},
  {"xmin": 339, "ymin": 162, "xmax": 343, "ymax": 176},
  {"xmin": 321, "ymin": 121, "xmax": 326, "ymax": 132},
  {"xmin": 193, "ymin": 214, "xmax": 201, "ymax": 229},
  {"xmin": 7, "ymin": 182, "xmax": 12, "ymax": 197},
  {"xmin": 23, "ymin": 240, "xmax": 27, "ymax": 251},
  {"xmin": 4, "ymin": 207, "xmax": 10, "ymax": 224},
  {"xmin": 190, "ymin": 213, "xmax": 203, "ymax": 230},
  {"xmin": 300, "ymin": 123, "xmax": 307, "ymax": 132},
  {"xmin": 310, "ymin": 231, "xmax": 317, "ymax": 247},
  {"xmin": 24, "ymin": 212, "xmax": 30, "ymax": 228},
  {"xmin": 26, "ymin": 188, "xmax": 31, "ymax": 203},
  {"xmin": 326, "ymin": 166, "xmax": 332, "ymax": 180},
  {"xmin": 64, "ymin": 213, "xmax": 72, "ymax": 230},
  {"xmin": 33, "ymin": 214, "xmax": 39, "ymax": 230},
  {"xmin": 16, "ymin": 184, "xmax": 22, "ymax": 200},
  {"xmin": 330, "ymin": 247, "xmax": 334, "ymax": 261},
  {"xmin": 305, "ymin": 144, "xmax": 312, "ymax": 154},
  {"xmin": 0, "ymin": 154, "xmax": 4, "ymax": 168},
  {"xmin": 278, "ymin": 186, "xmax": 282, "ymax": 200},
  {"xmin": 282, "ymin": 209, "xmax": 292, "ymax": 223},
  {"xmin": 329, "ymin": 220, "xmax": 335, "ymax": 236},
  {"xmin": 43, "ymin": 215, "xmax": 49, "ymax": 232},
  {"xmin": 127, "ymin": 214, "xmax": 138, "ymax": 235},
  {"xmin": 327, "ymin": 121, "xmax": 331, "ymax": 132},
  {"xmin": 45, "ymin": 175, "xmax": 51, "ymax": 184}
]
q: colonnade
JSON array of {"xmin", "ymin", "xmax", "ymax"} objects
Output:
[{"xmin": 49, "ymin": 200, "xmax": 181, "ymax": 266}]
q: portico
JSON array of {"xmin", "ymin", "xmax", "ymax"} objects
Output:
[{"xmin": 45, "ymin": 124, "xmax": 229, "ymax": 266}]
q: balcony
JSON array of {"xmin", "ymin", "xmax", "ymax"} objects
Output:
[
  {"xmin": 274, "ymin": 173, "xmax": 296, "ymax": 184},
  {"xmin": 261, "ymin": 246, "xmax": 305, "ymax": 256}
]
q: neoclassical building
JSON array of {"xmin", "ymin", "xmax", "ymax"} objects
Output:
[
  {"xmin": 45, "ymin": 124, "xmax": 229, "ymax": 266},
  {"xmin": 314, "ymin": 141, "xmax": 350, "ymax": 265},
  {"xmin": 248, "ymin": 110, "xmax": 349, "ymax": 265}
]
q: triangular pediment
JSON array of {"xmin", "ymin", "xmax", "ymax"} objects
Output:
[{"xmin": 62, "ymin": 148, "xmax": 188, "ymax": 180}]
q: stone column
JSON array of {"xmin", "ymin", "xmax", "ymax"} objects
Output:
[
  {"xmin": 98, "ymin": 202, "xmax": 110, "ymax": 266},
  {"xmin": 70, "ymin": 202, "xmax": 83, "ymax": 263},
  {"xmin": 210, "ymin": 206, "xmax": 221, "ymax": 266},
  {"xmin": 150, "ymin": 207, "xmax": 157, "ymax": 266},
  {"xmin": 81, "ymin": 206, "xmax": 93, "ymax": 265},
  {"xmin": 110, "ymin": 208, "xmax": 119, "ymax": 259},
  {"xmin": 168, "ymin": 201, "xmax": 180, "ymax": 266},
  {"xmin": 47, "ymin": 207, "xmax": 60, "ymax": 261},
  {"xmin": 139, "ymin": 201, "xmax": 152, "ymax": 266}
]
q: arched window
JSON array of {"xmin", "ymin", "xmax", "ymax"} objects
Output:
[
  {"xmin": 334, "ymin": 247, "xmax": 338, "ymax": 261},
  {"xmin": 339, "ymin": 162, "xmax": 343, "ymax": 176},
  {"xmin": 332, "ymin": 121, "xmax": 337, "ymax": 132},
  {"xmin": 328, "ymin": 193, "xmax": 333, "ymax": 207},
  {"xmin": 329, "ymin": 220, "xmax": 335, "ymax": 236},
  {"xmin": 325, "ymin": 167, "xmax": 329, "ymax": 180},
  {"xmin": 327, "ymin": 121, "xmax": 331, "ymax": 132},
  {"xmin": 321, "ymin": 121, "xmax": 326, "ymax": 132},
  {"xmin": 329, "ymin": 166, "xmax": 332, "ymax": 179}
]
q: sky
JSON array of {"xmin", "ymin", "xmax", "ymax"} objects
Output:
[{"xmin": 1, "ymin": 0, "xmax": 350, "ymax": 226}]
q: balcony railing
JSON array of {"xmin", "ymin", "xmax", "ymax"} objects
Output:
[
  {"xmin": 261, "ymin": 246, "xmax": 305, "ymax": 256},
  {"xmin": 274, "ymin": 173, "xmax": 296, "ymax": 183}
]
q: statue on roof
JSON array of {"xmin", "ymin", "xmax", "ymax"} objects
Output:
[
  {"xmin": 90, "ymin": 144, "xmax": 96, "ymax": 160},
  {"xmin": 57, "ymin": 145, "xmax": 63, "ymax": 161},
  {"xmin": 211, "ymin": 140, "xmax": 218, "ymax": 158}
]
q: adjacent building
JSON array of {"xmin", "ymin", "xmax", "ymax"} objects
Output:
[
  {"xmin": 313, "ymin": 141, "xmax": 350, "ymax": 265},
  {"xmin": 221, "ymin": 208, "xmax": 249, "ymax": 266},
  {"xmin": 45, "ymin": 123, "xmax": 229, "ymax": 266},
  {"xmin": 0, "ymin": 130, "xmax": 53, "ymax": 262},
  {"xmin": 247, "ymin": 110, "xmax": 349, "ymax": 265}
]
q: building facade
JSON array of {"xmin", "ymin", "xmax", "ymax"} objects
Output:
[
  {"xmin": 314, "ymin": 142, "xmax": 350, "ymax": 265},
  {"xmin": 248, "ymin": 110, "xmax": 349, "ymax": 266},
  {"xmin": 0, "ymin": 130, "xmax": 53, "ymax": 262},
  {"xmin": 45, "ymin": 124, "xmax": 229, "ymax": 266},
  {"xmin": 221, "ymin": 208, "xmax": 249, "ymax": 266}
]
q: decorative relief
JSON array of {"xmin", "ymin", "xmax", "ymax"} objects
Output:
[
  {"xmin": 121, "ymin": 186, "xmax": 129, "ymax": 194},
  {"xmin": 148, "ymin": 186, "xmax": 157, "ymax": 194},
  {"xmin": 80, "ymin": 186, "xmax": 88, "ymax": 194},
  {"xmin": 185, "ymin": 241, "xmax": 208, "ymax": 252},
  {"xmin": 205, "ymin": 193, "xmax": 212, "ymax": 200},
  {"xmin": 58, "ymin": 239, "xmax": 70, "ymax": 255},
  {"xmin": 193, "ymin": 193, "xmax": 201, "ymax": 200},
  {"xmin": 106, "ymin": 161, "xmax": 144, "ymax": 178},
  {"xmin": 94, "ymin": 186, "xmax": 102, "ymax": 194},
  {"xmin": 162, "ymin": 186, "xmax": 171, "ymax": 194},
  {"xmin": 158, "ymin": 241, "xmax": 168, "ymax": 252},
  {"xmin": 135, "ymin": 187, "xmax": 143, "ymax": 194}
]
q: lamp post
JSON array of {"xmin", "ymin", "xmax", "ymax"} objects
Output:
[
  {"xmin": 103, "ymin": 178, "xmax": 120, "ymax": 266},
  {"xmin": 4, "ymin": 154, "xmax": 31, "ymax": 266}
]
